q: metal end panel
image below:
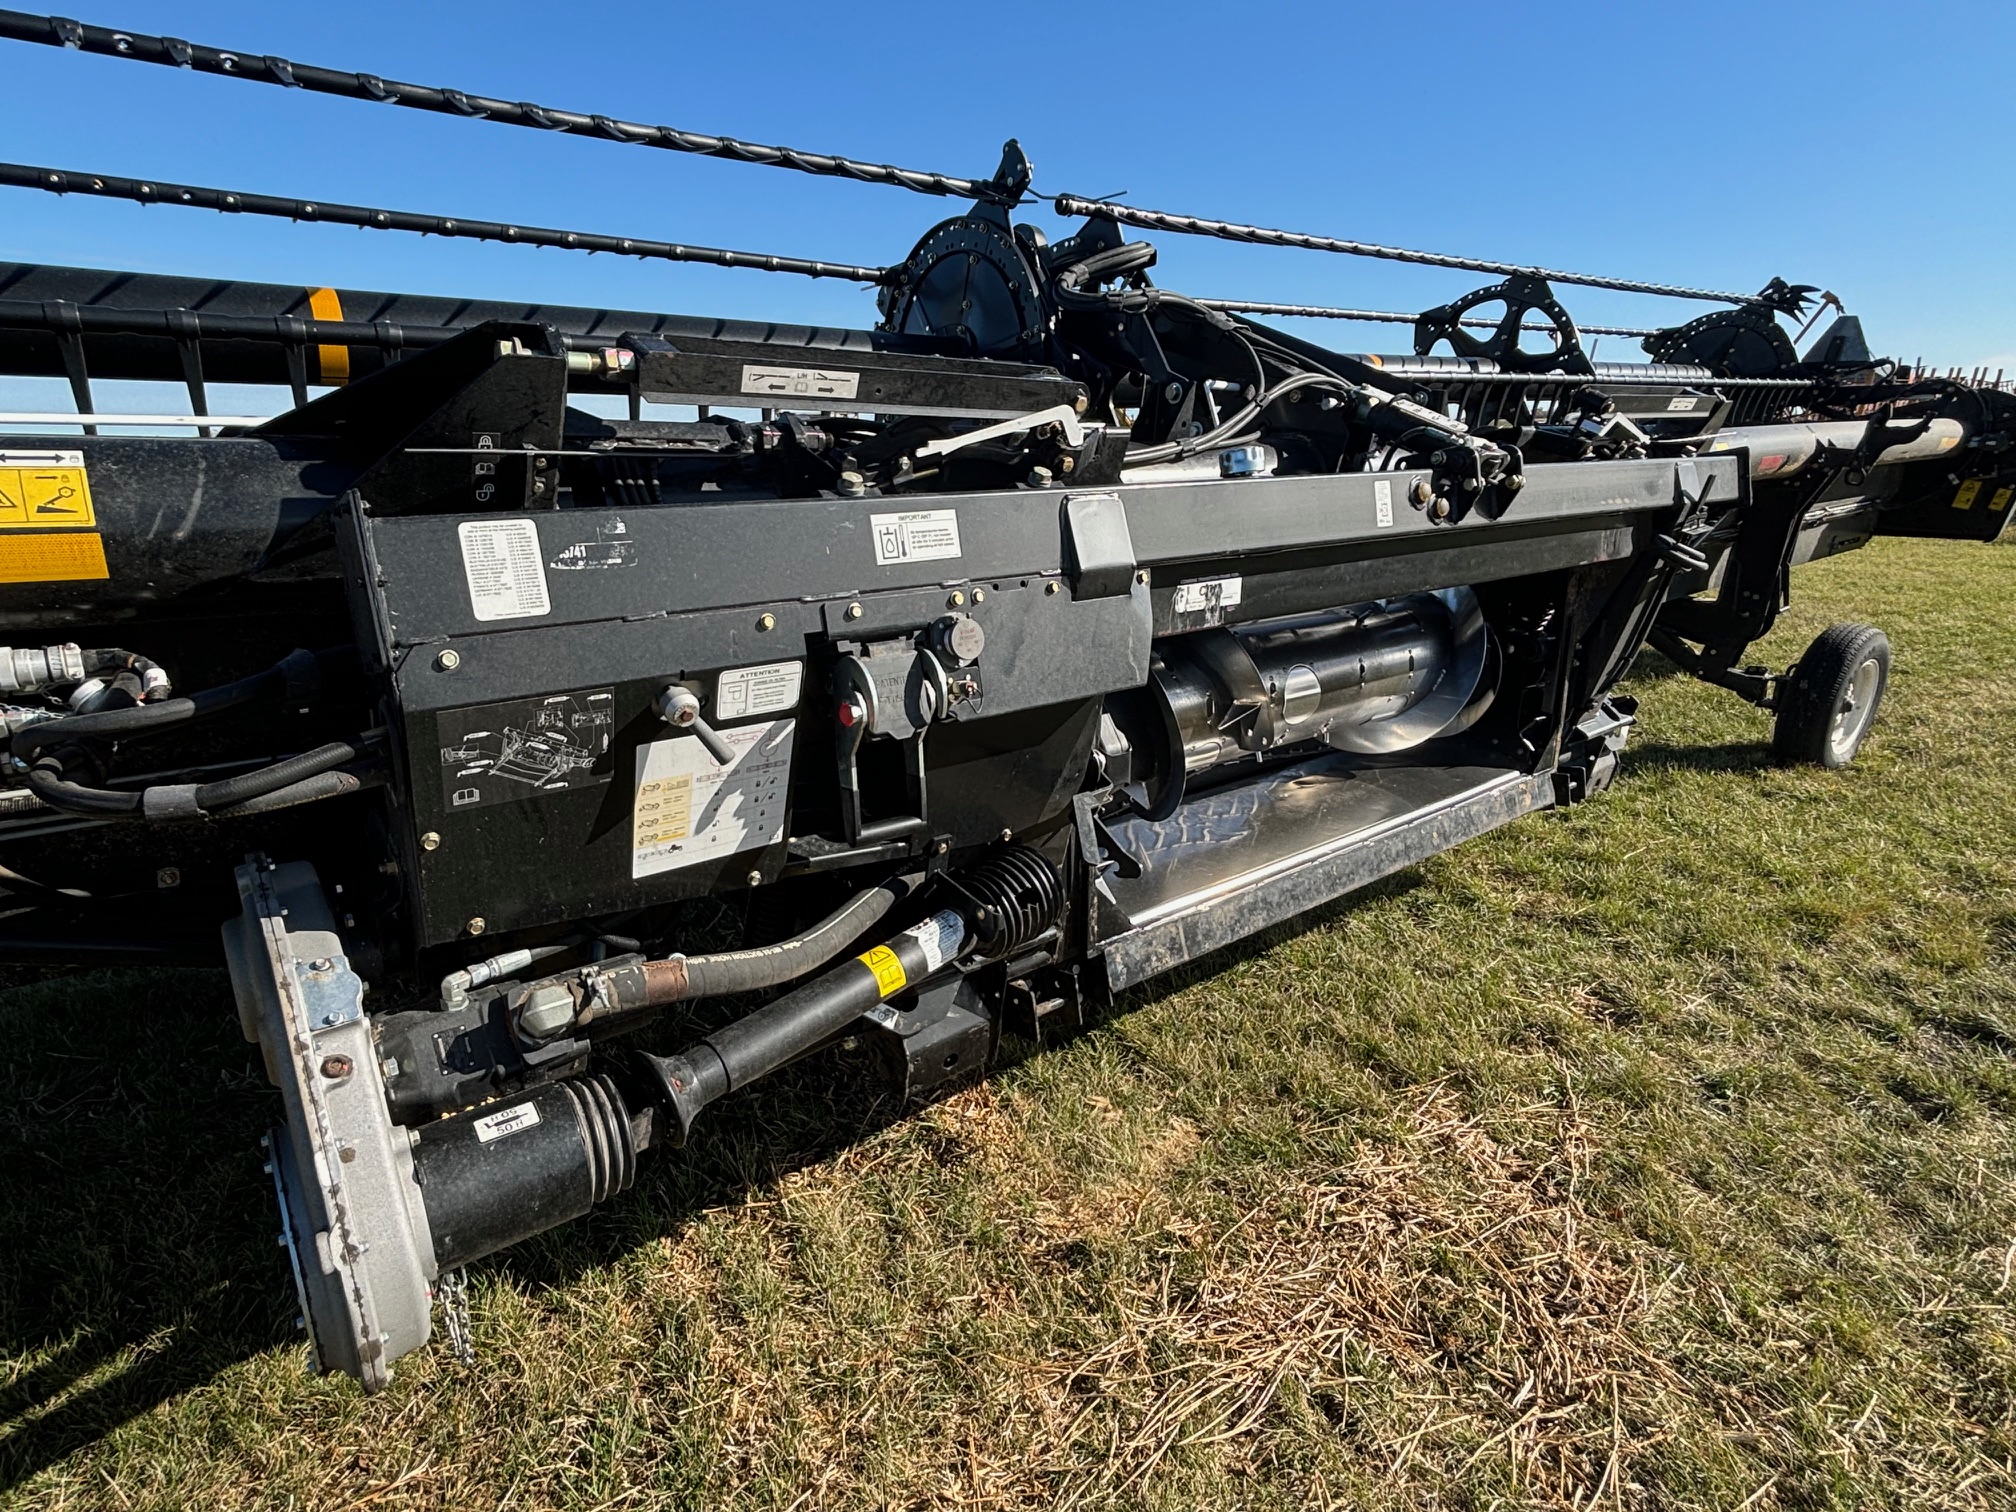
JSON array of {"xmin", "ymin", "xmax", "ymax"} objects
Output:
[
  {"xmin": 224, "ymin": 858, "xmax": 435, "ymax": 1391},
  {"xmin": 1097, "ymin": 761, "xmax": 1553, "ymax": 992}
]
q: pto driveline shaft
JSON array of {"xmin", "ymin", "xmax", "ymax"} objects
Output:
[{"xmin": 642, "ymin": 909, "xmax": 968, "ymax": 1140}]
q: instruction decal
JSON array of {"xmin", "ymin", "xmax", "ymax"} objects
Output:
[
  {"xmin": 716, "ymin": 660, "xmax": 803, "ymax": 720},
  {"xmin": 436, "ymin": 688, "xmax": 615, "ymax": 809},
  {"xmin": 0, "ymin": 450, "xmax": 106, "ymax": 583},
  {"xmin": 741, "ymin": 365, "xmax": 861, "ymax": 402},
  {"xmin": 0, "ymin": 450, "xmax": 96, "ymax": 528},
  {"xmin": 549, "ymin": 519, "xmax": 637, "ymax": 571},
  {"xmin": 459, "ymin": 517, "xmax": 551, "ymax": 621},
  {"xmin": 870, "ymin": 508, "xmax": 962, "ymax": 566},
  {"xmin": 632, "ymin": 717, "xmax": 795, "ymax": 879},
  {"xmin": 1171, "ymin": 575, "xmax": 1242, "ymax": 624}
]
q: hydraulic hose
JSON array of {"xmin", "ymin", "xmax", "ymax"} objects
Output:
[
  {"xmin": 26, "ymin": 741, "xmax": 367, "ymax": 820},
  {"xmin": 9, "ymin": 647, "xmax": 321, "ymax": 767},
  {"xmin": 638, "ymin": 876, "xmax": 917, "ymax": 1006}
]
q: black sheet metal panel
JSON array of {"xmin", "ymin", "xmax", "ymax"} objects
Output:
[
  {"xmin": 0, "ymin": 260, "xmax": 959, "ymax": 388},
  {"xmin": 343, "ymin": 456, "xmax": 1712, "ymax": 947},
  {"xmin": 1097, "ymin": 761, "xmax": 1553, "ymax": 992}
]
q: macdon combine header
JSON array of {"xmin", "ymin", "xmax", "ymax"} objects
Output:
[{"xmin": 0, "ymin": 11, "xmax": 2009, "ymax": 1389}]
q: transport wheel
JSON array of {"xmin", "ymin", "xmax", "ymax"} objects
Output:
[{"xmin": 1771, "ymin": 623, "xmax": 1890, "ymax": 768}]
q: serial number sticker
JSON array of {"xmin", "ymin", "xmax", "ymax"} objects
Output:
[
  {"xmin": 716, "ymin": 659, "xmax": 803, "ymax": 720},
  {"xmin": 473, "ymin": 1102, "xmax": 541, "ymax": 1144},
  {"xmin": 741, "ymin": 364, "xmax": 861, "ymax": 402},
  {"xmin": 0, "ymin": 450, "xmax": 95, "ymax": 528},
  {"xmin": 459, "ymin": 518, "xmax": 551, "ymax": 622},
  {"xmin": 870, "ymin": 508, "xmax": 962, "ymax": 566},
  {"xmin": 0, "ymin": 531, "xmax": 107, "ymax": 584},
  {"xmin": 1374, "ymin": 478, "xmax": 1395, "ymax": 528},
  {"xmin": 859, "ymin": 944, "xmax": 908, "ymax": 997},
  {"xmin": 632, "ymin": 717, "xmax": 795, "ymax": 879},
  {"xmin": 1666, "ymin": 396, "xmax": 1701, "ymax": 412},
  {"xmin": 1172, "ymin": 576, "xmax": 1243, "ymax": 615}
]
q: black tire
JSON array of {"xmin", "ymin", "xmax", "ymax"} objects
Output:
[{"xmin": 1771, "ymin": 623, "xmax": 1890, "ymax": 768}]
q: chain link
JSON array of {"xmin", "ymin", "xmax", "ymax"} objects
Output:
[{"xmin": 436, "ymin": 1267, "xmax": 476, "ymax": 1367}]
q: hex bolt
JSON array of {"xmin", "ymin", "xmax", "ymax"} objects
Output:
[
  {"xmin": 746, "ymin": 868, "xmax": 763, "ymax": 888},
  {"xmin": 1135, "ymin": 570, "xmax": 1150, "ymax": 585},
  {"xmin": 156, "ymin": 867, "xmax": 180, "ymax": 889},
  {"xmin": 1431, "ymin": 496, "xmax": 1453, "ymax": 521},
  {"xmin": 948, "ymin": 590, "xmax": 966, "ymax": 608},
  {"xmin": 435, "ymin": 649, "xmax": 462, "ymax": 672},
  {"xmin": 320, "ymin": 1054, "xmax": 353, "ymax": 1079},
  {"xmin": 972, "ymin": 588, "xmax": 987, "ymax": 603},
  {"xmin": 845, "ymin": 602, "xmax": 864, "ymax": 620},
  {"xmin": 756, "ymin": 613, "xmax": 777, "ymax": 631},
  {"xmin": 420, "ymin": 831, "xmax": 441, "ymax": 851},
  {"xmin": 837, "ymin": 470, "xmax": 867, "ymax": 498},
  {"xmin": 1410, "ymin": 477, "xmax": 1435, "ymax": 507},
  {"xmin": 467, "ymin": 917, "xmax": 487, "ymax": 936},
  {"xmin": 308, "ymin": 957, "xmax": 333, "ymax": 972}
]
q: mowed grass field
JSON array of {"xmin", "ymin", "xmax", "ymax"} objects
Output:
[{"xmin": 3, "ymin": 534, "xmax": 2015, "ymax": 1510}]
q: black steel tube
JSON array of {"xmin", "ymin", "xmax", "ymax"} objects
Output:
[
  {"xmin": 0, "ymin": 162, "xmax": 892, "ymax": 283},
  {"xmin": 1054, "ymin": 195, "xmax": 1754, "ymax": 304},
  {"xmin": 0, "ymin": 11, "xmax": 995, "ymax": 201}
]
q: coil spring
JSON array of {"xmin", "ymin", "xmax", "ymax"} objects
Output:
[
  {"xmin": 559, "ymin": 1073, "xmax": 636, "ymax": 1205},
  {"xmin": 956, "ymin": 845, "xmax": 1063, "ymax": 961}
]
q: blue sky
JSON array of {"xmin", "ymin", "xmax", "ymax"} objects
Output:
[{"xmin": 2, "ymin": 0, "xmax": 2013, "ymax": 417}]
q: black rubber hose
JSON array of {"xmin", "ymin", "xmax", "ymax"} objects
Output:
[
  {"xmin": 643, "ymin": 876, "xmax": 919, "ymax": 1003},
  {"xmin": 23, "ymin": 767, "xmax": 139, "ymax": 815},
  {"xmin": 193, "ymin": 742, "xmax": 360, "ymax": 810},
  {"xmin": 208, "ymin": 767, "xmax": 378, "ymax": 817},
  {"xmin": 9, "ymin": 650, "xmax": 308, "ymax": 766}
]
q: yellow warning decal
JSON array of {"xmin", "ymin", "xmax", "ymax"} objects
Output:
[
  {"xmin": 0, "ymin": 450, "xmax": 95, "ymax": 528},
  {"xmin": 858, "ymin": 944, "xmax": 908, "ymax": 997},
  {"xmin": 1952, "ymin": 479, "xmax": 1983, "ymax": 510},
  {"xmin": 1991, "ymin": 486, "xmax": 2014, "ymax": 515},
  {"xmin": 0, "ymin": 532, "xmax": 108, "ymax": 584},
  {"xmin": 307, "ymin": 286, "xmax": 350, "ymax": 385}
]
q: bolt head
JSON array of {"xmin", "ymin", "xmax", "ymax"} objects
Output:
[
  {"xmin": 746, "ymin": 868, "xmax": 764, "ymax": 888},
  {"xmin": 845, "ymin": 602, "xmax": 864, "ymax": 621},
  {"xmin": 1135, "ymin": 570, "xmax": 1150, "ymax": 585},
  {"xmin": 420, "ymin": 831, "xmax": 441, "ymax": 852},
  {"xmin": 948, "ymin": 590, "xmax": 966, "ymax": 608},
  {"xmin": 1164, "ymin": 382, "xmax": 1183, "ymax": 403},
  {"xmin": 756, "ymin": 613, "xmax": 777, "ymax": 632},
  {"xmin": 156, "ymin": 867, "xmax": 180, "ymax": 889},
  {"xmin": 1410, "ymin": 477, "xmax": 1435, "ymax": 506},
  {"xmin": 971, "ymin": 588, "xmax": 986, "ymax": 603},
  {"xmin": 435, "ymin": 649, "xmax": 462, "ymax": 672},
  {"xmin": 466, "ymin": 917, "xmax": 487, "ymax": 937},
  {"xmin": 320, "ymin": 1054, "xmax": 353, "ymax": 1079},
  {"xmin": 1044, "ymin": 581, "xmax": 1061, "ymax": 596}
]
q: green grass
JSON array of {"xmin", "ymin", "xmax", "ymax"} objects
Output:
[{"xmin": 4, "ymin": 535, "xmax": 2015, "ymax": 1509}]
